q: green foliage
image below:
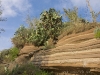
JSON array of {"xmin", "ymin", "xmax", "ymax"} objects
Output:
[
  {"xmin": 12, "ymin": 8, "xmax": 62, "ymax": 48},
  {"xmin": 12, "ymin": 24, "xmax": 39, "ymax": 48},
  {"xmin": 0, "ymin": 49, "xmax": 10, "ymax": 63},
  {"xmin": 31, "ymin": 8, "xmax": 62, "ymax": 46},
  {"xmin": 12, "ymin": 25, "xmax": 27, "ymax": 48},
  {"xmin": 94, "ymin": 27, "xmax": 100, "ymax": 39},
  {"xmin": 40, "ymin": 8, "xmax": 62, "ymax": 41},
  {"xmin": 33, "ymin": 26, "xmax": 48, "ymax": 46},
  {"xmin": 8, "ymin": 47, "xmax": 19, "ymax": 61},
  {"xmin": 0, "ymin": 47, "xmax": 19, "ymax": 63},
  {"xmin": 6, "ymin": 63, "xmax": 51, "ymax": 75},
  {"xmin": 12, "ymin": 25, "xmax": 35, "ymax": 48}
]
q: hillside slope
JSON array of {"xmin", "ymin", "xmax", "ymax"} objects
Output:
[
  {"xmin": 14, "ymin": 28, "xmax": 100, "ymax": 74},
  {"xmin": 31, "ymin": 28, "xmax": 100, "ymax": 74}
]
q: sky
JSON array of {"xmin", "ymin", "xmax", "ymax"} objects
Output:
[{"xmin": 0, "ymin": 0, "xmax": 100, "ymax": 50}]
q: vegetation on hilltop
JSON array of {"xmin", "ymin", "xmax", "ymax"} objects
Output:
[
  {"xmin": 12, "ymin": 8, "xmax": 62, "ymax": 49},
  {"xmin": 12, "ymin": 6, "xmax": 100, "ymax": 50}
]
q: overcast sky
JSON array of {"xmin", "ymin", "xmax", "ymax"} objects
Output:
[{"xmin": 0, "ymin": 0, "xmax": 100, "ymax": 50}]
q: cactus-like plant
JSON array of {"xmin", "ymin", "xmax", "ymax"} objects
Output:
[
  {"xmin": 30, "ymin": 8, "xmax": 62, "ymax": 46},
  {"xmin": 40, "ymin": 8, "xmax": 62, "ymax": 43}
]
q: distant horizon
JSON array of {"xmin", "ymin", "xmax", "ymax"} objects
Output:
[{"xmin": 0, "ymin": 0, "xmax": 100, "ymax": 51}]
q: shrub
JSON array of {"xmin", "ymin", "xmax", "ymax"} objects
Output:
[
  {"xmin": 12, "ymin": 25, "xmax": 35, "ymax": 49},
  {"xmin": 6, "ymin": 63, "xmax": 51, "ymax": 75},
  {"xmin": 0, "ymin": 47, "xmax": 19, "ymax": 63},
  {"xmin": 12, "ymin": 25, "xmax": 28, "ymax": 49},
  {"xmin": 0, "ymin": 49, "xmax": 10, "ymax": 63},
  {"xmin": 8, "ymin": 47, "xmax": 19, "ymax": 61},
  {"xmin": 33, "ymin": 8, "xmax": 62, "ymax": 46},
  {"xmin": 40, "ymin": 8, "xmax": 62, "ymax": 42},
  {"xmin": 94, "ymin": 27, "xmax": 100, "ymax": 39}
]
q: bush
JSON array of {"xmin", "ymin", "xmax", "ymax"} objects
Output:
[
  {"xmin": 12, "ymin": 25, "xmax": 28, "ymax": 49},
  {"xmin": 8, "ymin": 47, "xmax": 19, "ymax": 61},
  {"xmin": 0, "ymin": 49, "xmax": 10, "ymax": 63},
  {"xmin": 0, "ymin": 47, "xmax": 19, "ymax": 63},
  {"xmin": 6, "ymin": 63, "xmax": 51, "ymax": 75},
  {"xmin": 12, "ymin": 25, "xmax": 35, "ymax": 49},
  {"xmin": 94, "ymin": 27, "xmax": 100, "ymax": 39},
  {"xmin": 40, "ymin": 8, "xmax": 62, "ymax": 42},
  {"xmin": 33, "ymin": 8, "xmax": 62, "ymax": 46}
]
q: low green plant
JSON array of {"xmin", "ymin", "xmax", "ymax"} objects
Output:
[
  {"xmin": 0, "ymin": 49, "xmax": 10, "ymax": 63},
  {"xmin": 6, "ymin": 63, "xmax": 51, "ymax": 75},
  {"xmin": 94, "ymin": 27, "xmax": 100, "ymax": 39},
  {"xmin": 0, "ymin": 47, "xmax": 19, "ymax": 62},
  {"xmin": 8, "ymin": 47, "xmax": 19, "ymax": 61}
]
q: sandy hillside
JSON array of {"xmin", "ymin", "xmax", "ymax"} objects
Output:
[
  {"xmin": 32, "ymin": 28, "xmax": 100, "ymax": 69},
  {"xmin": 14, "ymin": 28, "xmax": 100, "ymax": 74}
]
